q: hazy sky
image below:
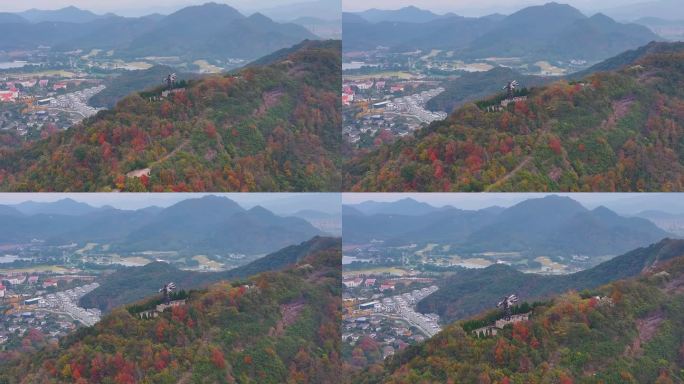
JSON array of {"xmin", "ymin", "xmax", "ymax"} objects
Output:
[
  {"xmin": 0, "ymin": 0, "xmax": 305, "ymax": 16},
  {"xmin": 0, "ymin": 193, "xmax": 340, "ymax": 214},
  {"xmin": 343, "ymin": 193, "xmax": 684, "ymax": 215},
  {"xmin": 342, "ymin": 0, "xmax": 648, "ymax": 15}
]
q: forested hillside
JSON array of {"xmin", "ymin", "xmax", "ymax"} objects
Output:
[
  {"xmin": 345, "ymin": 42, "xmax": 684, "ymax": 192},
  {"xmin": 88, "ymin": 66, "xmax": 198, "ymax": 109},
  {"xmin": 0, "ymin": 40, "xmax": 341, "ymax": 192},
  {"xmin": 425, "ymin": 67, "xmax": 551, "ymax": 113},
  {"xmin": 0, "ymin": 237, "xmax": 342, "ymax": 384},
  {"xmin": 355, "ymin": 243, "xmax": 684, "ymax": 383},
  {"xmin": 417, "ymin": 238, "xmax": 684, "ymax": 323},
  {"xmin": 80, "ymin": 236, "xmax": 341, "ymax": 312}
]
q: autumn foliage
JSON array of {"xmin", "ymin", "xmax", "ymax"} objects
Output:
[
  {"xmin": 345, "ymin": 47, "xmax": 684, "ymax": 192},
  {"xmin": 0, "ymin": 247, "xmax": 344, "ymax": 384},
  {"xmin": 0, "ymin": 41, "xmax": 342, "ymax": 192}
]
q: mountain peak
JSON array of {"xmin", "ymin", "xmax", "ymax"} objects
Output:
[
  {"xmin": 165, "ymin": 2, "xmax": 244, "ymax": 22},
  {"xmin": 592, "ymin": 205, "xmax": 618, "ymax": 215},
  {"xmin": 248, "ymin": 12, "xmax": 271, "ymax": 21},
  {"xmin": 589, "ymin": 12, "xmax": 617, "ymax": 24},
  {"xmin": 247, "ymin": 205, "xmax": 276, "ymax": 218},
  {"xmin": 506, "ymin": 2, "xmax": 585, "ymax": 23}
]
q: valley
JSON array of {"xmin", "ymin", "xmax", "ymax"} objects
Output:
[
  {"xmin": 0, "ymin": 233, "xmax": 343, "ymax": 384},
  {"xmin": 0, "ymin": 194, "xmax": 341, "ymax": 359},
  {"xmin": 352, "ymin": 238, "xmax": 684, "ymax": 383},
  {"xmin": 0, "ymin": 39, "xmax": 342, "ymax": 192},
  {"xmin": 341, "ymin": 193, "xmax": 684, "ymax": 371},
  {"xmin": 0, "ymin": 3, "xmax": 325, "ymax": 153},
  {"xmin": 344, "ymin": 41, "xmax": 684, "ymax": 192},
  {"xmin": 341, "ymin": 3, "xmax": 662, "ymax": 153}
]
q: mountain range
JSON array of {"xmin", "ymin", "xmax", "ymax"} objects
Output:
[
  {"xmin": 345, "ymin": 41, "xmax": 684, "ymax": 192},
  {"xmin": 0, "ymin": 39, "xmax": 342, "ymax": 192},
  {"xmin": 0, "ymin": 236, "xmax": 343, "ymax": 384},
  {"xmin": 601, "ymin": 0, "xmax": 684, "ymax": 22},
  {"xmin": 0, "ymin": 3, "xmax": 317, "ymax": 60},
  {"xmin": 347, "ymin": 197, "xmax": 444, "ymax": 216},
  {"xmin": 260, "ymin": 0, "xmax": 342, "ymax": 22},
  {"xmin": 344, "ymin": 195, "xmax": 671, "ymax": 257},
  {"xmin": 0, "ymin": 196, "xmax": 324, "ymax": 255},
  {"xmin": 16, "ymin": 6, "xmax": 112, "ymax": 23},
  {"xmin": 353, "ymin": 6, "xmax": 453, "ymax": 24},
  {"xmin": 355, "ymin": 239, "xmax": 684, "ymax": 383},
  {"xmin": 343, "ymin": 2, "xmax": 659, "ymax": 62}
]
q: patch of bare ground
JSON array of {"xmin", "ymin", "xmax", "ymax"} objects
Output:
[
  {"xmin": 126, "ymin": 139, "xmax": 191, "ymax": 179},
  {"xmin": 254, "ymin": 89, "xmax": 284, "ymax": 117},
  {"xmin": 664, "ymin": 272, "xmax": 684, "ymax": 295},
  {"xmin": 601, "ymin": 96, "xmax": 635, "ymax": 129},
  {"xmin": 269, "ymin": 299, "xmax": 305, "ymax": 337},
  {"xmin": 625, "ymin": 310, "xmax": 665, "ymax": 358},
  {"xmin": 287, "ymin": 65, "xmax": 310, "ymax": 79}
]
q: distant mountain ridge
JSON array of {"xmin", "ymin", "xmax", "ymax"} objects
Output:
[
  {"xmin": 18, "ymin": 6, "xmax": 107, "ymax": 23},
  {"xmin": 353, "ymin": 6, "xmax": 451, "ymax": 23},
  {"xmin": 0, "ymin": 196, "xmax": 322, "ymax": 255},
  {"xmin": 348, "ymin": 198, "xmax": 443, "ymax": 216},
  {"xmin": 343, "ymin": 2, "xmax": 658, "ymax": 62},
  {"xmin": 0, "ymin": 3, "xmax": 317, "ymax": 60},
  {"xmin": 601, "ymin": 0, "xmax": 684, "ymax": 22},
  {"xmin": 0, "ymin": 12, "xmax": 28, "ymax": 24},
  {"xmin": 343, "ymin": 195, "xmax": 671, "ymax": 257},
  {"xmin": 12, "ymin": 198, "xmax": 103, "ymax": 216},
  {"xmin": 260, "ymin": 0, "xmax": 342, "ymax": 22}
]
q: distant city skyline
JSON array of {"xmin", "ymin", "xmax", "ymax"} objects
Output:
[
  {"xmin": 0, "ymin": 0, "xmax": 306, "ymax": 16},
  {"xmin": 343, "ymin": 193, "xmax": 684, "ymax": 215}
]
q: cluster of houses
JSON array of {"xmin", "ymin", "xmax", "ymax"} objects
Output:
[{"xmin": 0, "ymin": 78, "xmax": 62, "ymax": 103}]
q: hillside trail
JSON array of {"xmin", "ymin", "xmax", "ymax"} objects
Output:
[
  {"xmin": 149, "ymin": 139, "xmax": 190, "ymax": 168},
  {"xmin": 126, "ymin": 139, "xmax": 191, "ymax": 178},
  {"xmin": 485, "ymin": 122, "xmax": 550, "ymax": 191}
]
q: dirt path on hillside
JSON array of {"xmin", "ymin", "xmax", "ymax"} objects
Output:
[
  {"xmin": 601, "ymin": 96, "xmax": 635, "ymax": 129},
  {"xmin": 126, "ymin": 139, "xmax": 191, "ymax": 179},
  {"xmin": 254, "ymin": 89, "xmax": 284, "ymax": 118},
  {"xmin": 270, "ymin": 299, "xmax": 305, "ymax": 337},
  {"xmin": 485, "ymin": 123, "xmax": 550, "ymax": 191},
  {"xmin": 625, "ymin": 311, "xmax": 664, "ymax": 358}
]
